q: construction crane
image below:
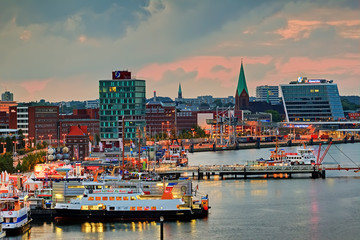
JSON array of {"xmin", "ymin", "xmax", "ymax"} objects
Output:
[{"xmin": 316, "ymin": 142, "xmax": 332, "ymax": 165}]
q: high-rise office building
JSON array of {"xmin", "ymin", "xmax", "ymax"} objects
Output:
[
  {"xmin": 1, "ymin": 91, "xmax": 13, "ymax": 101},
  {"xmin": 99, "ymin": 71, "xmax": 146, "ymax": 146},
  {"xmin": 256, "ymin": 85, "xmax": 280, "ymax": 105},
  {"xmin": 280, "ymin": 77, "xmax": 344, "ymax": 122}
]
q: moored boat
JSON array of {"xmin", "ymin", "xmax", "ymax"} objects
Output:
[
  {"xmin": 0, "ymin": 196, "xmax": 31, "ymax": 236},
  {"xmin": 0, "ymin": 215, "xmax": 5, "ymax": 238},
  {"xmin": 54, "ymin": 180, "xmax": 209, "ymax": 222}
]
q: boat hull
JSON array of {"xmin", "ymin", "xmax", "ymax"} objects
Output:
[
  {"xmin": 55, "ymin": 208, "xmax": 208, "ymax": 223},
  {"xmin": 3, "ymin": 220, "xmax": 32, "ymax": 236}
]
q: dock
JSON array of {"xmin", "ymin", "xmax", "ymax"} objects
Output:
[{"xmin": 155, "ymin": 164, "xmax": 325, "ymax": 180}]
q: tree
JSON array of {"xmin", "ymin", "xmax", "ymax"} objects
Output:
[
  {"xmin": 0, "ymin": 153, "xmax": 14, "ymax": 173},
  {"xmin": 266, "ymin": 110, "xmax": 281, "ymax": 122},
  {"xmin": 213, "ymin": 99, "xmax": 223, "ymax": 108},
  {"xmin": 19, "ymin": 151, "xmax": 46, "ymax": 172},
  {"xmin": 18, "ymin": 129, "xmax": 26, "ymax": 149},
  {"xmin": 341, "ymin": 98, "xmax": 359, "ymax": 111},
  {"xmin": 5, "ymin": 136, "xmax": 12, "ymax": 152},
  {"xmin": 95, "ymin": 133, "xmax": 101, "ymax": 146}
]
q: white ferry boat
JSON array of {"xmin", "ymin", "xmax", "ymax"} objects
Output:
[
  {"xmin": 257, "ymin": 144, "xmax": 316, "ymax": 166},
  {"xmin": 0, "ymin": 197, "xmax": 31, "ymax": 235},
  {"xmin": 54, "ymin": 180, "xmax": 209, "ymax": 222},
  {"xmin": 0, "ymin": 215, "xmax": 5, "ymax": 238},
  {"xmin": 285, "ymin": 147, "xmax": 316, "ymax": 165}
]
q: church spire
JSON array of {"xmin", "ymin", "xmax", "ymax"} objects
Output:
[
  {"xmin": 236, "ymin": 59, "xmax": 249, "ymax": 96},
  {"xmin": 235, "ymin": 59, "xmax": 249, "ymax": 110},
  {"xmin": 178, "ymin": 83, "xmax": 182, "ymax": 99}
]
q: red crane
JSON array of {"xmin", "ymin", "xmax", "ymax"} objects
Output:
[{"xmin": 316, "ymin": 142, "xmax": 332, "ymax": 165}]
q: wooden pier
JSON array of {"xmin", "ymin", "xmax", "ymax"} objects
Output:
[{"xmin": 155, "ymin": 165, "xmax": 325, "ymax": 180}]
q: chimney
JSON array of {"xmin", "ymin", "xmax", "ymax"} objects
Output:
[{"xmin": 154, "ymin": 91, "xmax": 157, "ymax": 102}]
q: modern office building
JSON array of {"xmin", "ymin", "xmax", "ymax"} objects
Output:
[
  {"xmin": 256, "ymin": 85, "xmax": 280, "ymax": 105},
  {"xmin": 1, "ymin": 91, "xmax": 13, "ymax": 101},
  {"xmin": 99, "ymin": 71, "xmax": 146, "ymax": 147},
  {"xmin": 280, "ymin": 77, "xmax": 344, "ymax": 122}
]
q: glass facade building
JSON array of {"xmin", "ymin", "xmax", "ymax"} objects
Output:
[
  {"xmin": 256, "ymin": 85, "xmax": 280, "ymax": 105},
  {"xmin": 280, "ymin": 78, "xmax": 344, "ymax": 122},
  {"xmin": 99, "ymin": 72, "xmax": 146, "ymax": 143}
]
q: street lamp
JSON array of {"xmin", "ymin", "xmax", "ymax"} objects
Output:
[
  {"xmin": 166, "ymin": 121, "xmax": 170, "ymax": 138},
  {"xmin": 161, "ymin": 122, "xmax": 164, "ymax": 139},
  {"xmin": 29, "ymin": 137, "xmax": 34, "ymax": 148},
  {"xmin": 160, "ymin": 216, "xmax": 164, "ymax": 240},
  {"xmin": 62, "ymin": 134, "xmax": 67, "ymax": 145},
  {"xmin": 48, "ymin": 134, "xmax": 52, "ymax": 146},
  {"xmin": 12, "ymin": 140, "xmax": 17, "ymax": 158},
  {"xmin": 191, "ymin": 128, "xmax": 195, "ymax": 138},
  {"xmin": 1, "ymin": 142, "xmax": 6, "ymax": 154}
]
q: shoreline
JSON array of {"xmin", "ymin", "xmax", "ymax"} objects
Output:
[{"xmin": 188, "ymin": 138, "xmax": 360, "ymax": 153}]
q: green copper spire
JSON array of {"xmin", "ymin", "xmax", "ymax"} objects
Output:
[
  {"xmin": 178, "ymin": 83, "xmax": 182, "ymax": 98},
  {"xmin": 236, "ymin": 59, "xmax": 249, "ymax": 96}
]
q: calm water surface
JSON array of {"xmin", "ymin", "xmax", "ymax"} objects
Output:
[{"xmin": 9, "ymin": 143, "xmax": 360, "ymax": 240}]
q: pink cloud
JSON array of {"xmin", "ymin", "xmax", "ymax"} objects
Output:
[
  {"xmin": 137, "ymin": 55, "xmax": 273, "ymax": 88},
  {"xmin": 275, "ymin": 20, "xmax": 322, "ymax": 40},
  {"xmin": 19, "ymin": 79, "xmax": 52, "ymax": 99},
  {"xmin": 276, "ymin": 57, "xmax": 360, "ymax": 75}
]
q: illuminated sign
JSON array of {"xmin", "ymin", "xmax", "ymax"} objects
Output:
[
  {"xmin": 308, "ymin": 79, "xmax": 321, "ymax": 83},
  {"xmin": 284, "ymin": 124, "xmax": 309, "ymax": 128},
  {"xmin": 348, "ymin": 113, "xmax": 360, "ymax": 119}
]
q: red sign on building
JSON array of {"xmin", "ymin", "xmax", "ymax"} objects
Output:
[
  {"xmin": 112, "ymin": 71, "xmax": 132, "ymax": 80},
  {"xmin": 348, "ymin": 112, "xmax": 360, "ymax": 120}
]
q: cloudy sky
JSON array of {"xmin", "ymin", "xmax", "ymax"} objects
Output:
[{"xmin": 0, "ymin": 0, "xmax": 359, "ymax": 102}]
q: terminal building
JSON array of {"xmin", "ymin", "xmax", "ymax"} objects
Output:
[
  {"xmin": 99, "ymin": 71, "xmax": 146, "ymax": 148},
  {"xmin": 280, "ymin": 77, "xmax": 344, "ymax": 122}
]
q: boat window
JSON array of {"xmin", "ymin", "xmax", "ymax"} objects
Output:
[
  {"xmin": 130, "ymin": 206, "xmax": 135, "ymax": 211},
  {"xmin": 95, "ymin": 197, "xmax": 101, "ymax": 201},
  {"xmin": 103, "ymin": 197, "xmax": 108, "ymax": 201},
  {"xmin": 151, "ymin": 206, "xmax": 156, "ymax": 210},
  {"xmin": 81, "ymin": 206, "xmax": 89, "ymax": 210},
  {"xmin": 131, "ymin": 196, "xmax": 136, "ymax": 201},
  {"xmin": 109, "ymin": 197, "xmax": 115, "ymax": 201},
  {"xmin": 144, "ymin": 206, "xmax": 150, "ymax": 211},
  {"xmin": 137, "ymin": 206, "xmax": 142, "ymax": 211},
  {"xmin": 109, "ymin": 207, "xmax": 115, "ymax": 211},
  {"xmin": 123, "ymin": 197, "xmax": 129, "ymax": 201},
  {"xmin": 116, "ymin": 197, "xmax": 122, "ymax": 201},
  {"xmin": 88, "ymin": 197, "xmax": 94, "ymax": 201},
  {"xmin": 96, "ymin": 186, "xmax": 102, "ymax": 189}
]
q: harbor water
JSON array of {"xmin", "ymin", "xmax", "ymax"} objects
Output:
[{"xmin": 12, "ymin": 143, "xmax": 360, "ymax": 240}]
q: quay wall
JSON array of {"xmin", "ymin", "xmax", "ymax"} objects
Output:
[{"xmin": 188, "ymin": 138, "xmax": 360, "ymax": 153}]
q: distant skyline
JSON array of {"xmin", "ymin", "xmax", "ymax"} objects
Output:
[{"xmin": 0, "ymin": 0, "xmax": 359, "ymax": 102}]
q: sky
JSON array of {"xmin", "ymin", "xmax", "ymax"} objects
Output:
[{"xmin": 0, "ymin": 0, "xmax": 359, "ymax": 102}]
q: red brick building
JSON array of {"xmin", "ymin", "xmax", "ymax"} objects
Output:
[
  {"xmin": 59, "ymin": 109, "xmax": 99, "ymax": 144},
  {"xmin": 65, "ymin": 125, "xmax": 89, "ymax": 161},
  {"xmin": 145, "ymin": 101, "xmax": 176, "ymax": 138},
  {"xmin": 0, "ymin": 111, "xmax": 9, "ymax": 129},
  {"xmin": 28, "ymin": 106, "xmax": 59, "ymax": 145}
]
